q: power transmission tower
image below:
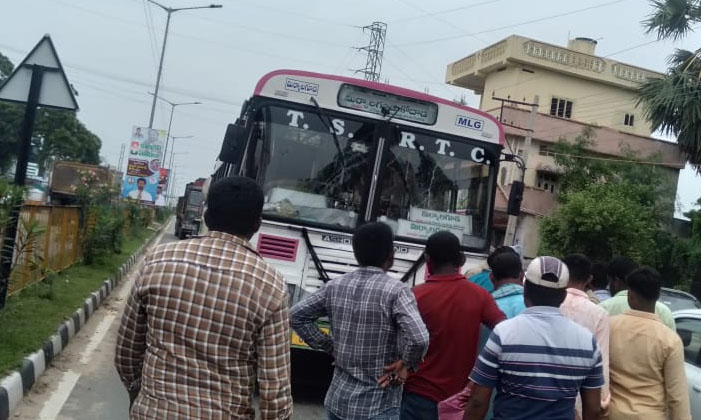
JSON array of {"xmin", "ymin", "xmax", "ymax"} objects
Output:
[{"xmin": 355, "ymin": 22, "xmax": 387, "ymax": 82}]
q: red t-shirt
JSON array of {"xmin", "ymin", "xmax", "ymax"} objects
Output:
[{"xmin": 404, "ymin": 273, "xmax": 506, "ymax": 402}]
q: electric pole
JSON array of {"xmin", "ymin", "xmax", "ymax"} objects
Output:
[
  {"xmin": 146, "ymin": 0, "xmax": 221, "ymax": 128},
  {"xmin": 355, "ymin": 22, "xmax": 387, "ymax": 82},
  {"xmin": 497, "ymin": 95, "xmax": 539, "ymax": 247}
]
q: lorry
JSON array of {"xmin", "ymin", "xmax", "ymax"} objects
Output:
[
  {"xmin": 49, "ymin": 161, "xmax": 114, "ymax": 205},
  {"xmin": 175, "ymin": 178, "xmax": 206, "ymax": 240}
]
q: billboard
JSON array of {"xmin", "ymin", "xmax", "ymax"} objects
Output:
[
  {"xmin": 121, "ymin": 126, "xmax": 166, "ymax": 204},
  {"xmin": 156, "ymin": 168, "xmax": 169, "ymax": 207}
]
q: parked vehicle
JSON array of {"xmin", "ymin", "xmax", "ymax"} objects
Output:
[
  {"xmin": 673, "ymin": 309, "xmax": 701, "ymax": 418},
  {"xmin": 174, "ymin": 179, "xmax": 205, "ymax": 240},
  {"xmin": 661, "ymin": 288, "xmax": 701, "ymax": 312}
]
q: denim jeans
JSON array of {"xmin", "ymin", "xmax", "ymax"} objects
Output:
[
  {"xmin": 400, "ymin": 391, "xmax": 438, "ymax": 420},
  {"xmin": 327, "ymin": 407, "xmax": 400, "ymax": 420}
]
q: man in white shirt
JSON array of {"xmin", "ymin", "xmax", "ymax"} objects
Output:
[
  {"xmin": 128, "ymin": 178, "xmax": 153, "ymax": 202},
  {"xmin": 155, "ymin": 185, "xmax": 166, "ymax": 207}
]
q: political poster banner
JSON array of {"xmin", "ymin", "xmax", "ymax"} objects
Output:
[{"xmin": 121, "ymin": 126, "xmax": 166, "ymax": 204}]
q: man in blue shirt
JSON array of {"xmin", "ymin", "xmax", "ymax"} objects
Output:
[
  {"xmin": 466, "ymin": 256, "xmax": 603, "ymax": 420},
  {"xmin": 468, "ymin": 246, "xmax": 519, "ymax": 293},
  {"xmin": 489, "ymin": 252, "xmax": 526, "ymax": 318}
]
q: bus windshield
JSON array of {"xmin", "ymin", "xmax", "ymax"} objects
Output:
[
  {"xmin": 252, "ymin": 105, "xmax": 375, "ymax": 229},
  {"xmin": 377, "ymin": 127, "xmax": 495, "ymax": 248},
  {"xmin": 247, "ymin": 104, "xmax": 495, "ymax": 247}
]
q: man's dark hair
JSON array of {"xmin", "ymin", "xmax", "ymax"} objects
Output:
[
  {"xmin": 590, "ymin": 262, "xmax": 608, "ymax": 290},
  {"xmin": 352, "ymin": 222, "xmax": 394, "ymax": 267},
  {"xmin": 425, "ymin": 231, "xmax": 462, "ymax": 267},
  {"xmin": 608, "ymin": 256, "xmax": 638, "ymax": 284},
  {"xmin": 627, "ymin": 267, "xmax": 662, "ymax": 301},
  {"xmin": 491, "ymin": 252, "xmax": 522, "ymax": 280},
  {"xmin": 204, "ymin": 176, "xmax": 264, "ymax": 236},
  {"xmin": 524, "ymin": 281, "xmax": 566, "ymax": 307},
  {"xmin": 487, "ymin": 246, "xmax": 517, "ymax": 271},
  {"xmin": 137, "ymin": 177, "xmax": 146, "ymax": 184},
  {"xmin": 563, "ymin": 254, "xmax": 591, "ymax": 284}
]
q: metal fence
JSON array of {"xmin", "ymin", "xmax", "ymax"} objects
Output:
[{"xmin": 3, "ymin": 205, "xmax": 81, "ymax": 294}]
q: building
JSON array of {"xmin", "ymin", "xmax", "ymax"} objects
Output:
[{"xmin": 446, "ymin": 35, "xmax": 684, "ymax": 258}]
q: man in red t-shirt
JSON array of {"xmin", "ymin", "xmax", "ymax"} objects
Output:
[{"xmin": 401, "ymin": 231, "xmax": 506, "ymax": 420}]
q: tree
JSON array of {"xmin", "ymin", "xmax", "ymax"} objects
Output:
[
  {"xmin": 638, "ymin": 0, "xmax": 701, "ymax": 167},
  {"xmin": 539, "ymin": 129, "xmax": 677, "ymax": 265},
  {"xmin": 539, "ymin": 183, "xmax": 659, "ymax": 262},
  {"xmin": 0, "ymin": 52, "xmax": 102, "ymax": 174}
]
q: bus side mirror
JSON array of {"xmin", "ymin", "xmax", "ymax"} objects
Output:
[
  {"xmin": 218, "ymin": 122, "xmax": 247, "ymax": 164},
  {"xmin": 507, "ymin": 181, "xmax": 524, "ymax": 216}
]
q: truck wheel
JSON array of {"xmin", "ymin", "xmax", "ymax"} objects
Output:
[{"xmin": 179, "ymin": 230, "xmax": 187, "ymax": 240}]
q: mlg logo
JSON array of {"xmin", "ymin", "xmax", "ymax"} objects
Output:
[{"xmin": 455, "ymin": 115, "xmax": 484, "ymax": 131}]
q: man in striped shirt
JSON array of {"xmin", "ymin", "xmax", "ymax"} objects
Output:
[{"xmin": 465, "ymin": 256, "xmax": 604, "ymax": 420}]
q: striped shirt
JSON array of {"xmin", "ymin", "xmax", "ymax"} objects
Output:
[{"xmin": 469, "ymin": 306, "xmax": 604, "ymax": 420}]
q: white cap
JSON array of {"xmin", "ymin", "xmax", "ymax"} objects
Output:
[{"xmin": 524, "ymin": 256, "xmax": 569, "ymax": 289}]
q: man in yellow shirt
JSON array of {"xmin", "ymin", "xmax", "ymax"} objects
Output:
[{"xmin": 608, "ymin": 267, "xmax": 691, "ymax": 420}]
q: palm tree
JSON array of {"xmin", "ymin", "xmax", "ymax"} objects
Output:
[{"xmin": 639, "ymin": 0, "xmax": 701, "ymax": 167}]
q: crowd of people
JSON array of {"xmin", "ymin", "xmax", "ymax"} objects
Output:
[{"xmin": 115, "ymin": 177, "xmax": 692, "ymax": 420}]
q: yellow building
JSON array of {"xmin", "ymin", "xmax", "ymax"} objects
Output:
[{"xmin": 446, "ymin": 35, "xmax": 685, "ymax": 258}]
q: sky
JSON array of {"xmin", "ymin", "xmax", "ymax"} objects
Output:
[{"xmin": 2, "ymin": 0, "xmax": 700, "ymax": 215}]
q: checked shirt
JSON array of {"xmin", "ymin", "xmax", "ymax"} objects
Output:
[
  {"xmin": 115, "ymin": 231, "xmax": 292, "ymax": 420},
  {"xmin": 290, "ymin": 266, "xmax": 429, "ymax": 420}
]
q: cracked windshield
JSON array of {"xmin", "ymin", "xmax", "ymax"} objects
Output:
[{"xmin": 254, "ymin": 105, "xmax": 375, "ymax": 229}]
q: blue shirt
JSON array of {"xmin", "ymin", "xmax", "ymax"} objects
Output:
[
  {"xmin": 492, "ymin": 283, "xmax": 526, "ymax": 319},
  {"xmin": 469, "ymin": 270, "xmax": 494, "ymax": 293},
  {"xmin": 470, "ymin": 306, "xmax": 604, "ymax": 420}
]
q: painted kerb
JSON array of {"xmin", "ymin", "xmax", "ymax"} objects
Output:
[{"xmin": 0, "ymin": 224, "xmax": 166, "ymax": 420}]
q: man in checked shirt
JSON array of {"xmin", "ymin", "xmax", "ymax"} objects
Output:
[
  {"xmin": 291, "ymin": 222, "xmax": 430, "ymax": 420},
  {"xmin": 115, "ymin": 177, "xmax": 292, "ymax": 420}
]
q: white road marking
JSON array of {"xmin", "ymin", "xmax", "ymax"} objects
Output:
[
  {"xmin": 30, "ymin": 224, "xmax": 173, "ymax": 419},
  {"xmin": 79, "ymin": 314, "xmax": 117, "ymax": 365},
  {"xmin": 37, "ymin": 370, "xmax": 81, "ymax": 420}
]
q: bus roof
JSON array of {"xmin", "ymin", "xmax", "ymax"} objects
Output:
[{"xmin": 254, "ymin": 69, "xmax": 504, "ymax": 145}]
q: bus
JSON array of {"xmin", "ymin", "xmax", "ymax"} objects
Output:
[{"xmin": 210, "ymin": 69, "xmax": 505, "ymax": 350}]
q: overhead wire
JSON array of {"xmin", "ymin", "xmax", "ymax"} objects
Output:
[
  {"xmin": 141, "ymin": 0, "xmax": 160, "ymax": 71},
  {"xmin": 388, "ymin": 0, "xmax": 506, "ymax": 24},
  {"xmin": 395, "ymin": 0, "xmax": 628, "ymax": 47}
]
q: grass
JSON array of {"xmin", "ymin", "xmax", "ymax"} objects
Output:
[{"xmin": 0, "ymin": 229, "xmax": 153, "ymax": 376}]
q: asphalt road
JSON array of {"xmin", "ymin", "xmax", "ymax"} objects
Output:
[{"xmin": 12, "ymin": 223, "xmax": 331, "ymax": 420}]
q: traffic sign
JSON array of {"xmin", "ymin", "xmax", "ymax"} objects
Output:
[
  {"xmin": 0, "ymin": 34, "xmax": 78, "ymax": 110},
  {"xmin": 0, "ymin": 34, "xmax": 79, "ymax": 310}
]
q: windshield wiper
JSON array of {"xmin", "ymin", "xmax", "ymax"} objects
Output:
[{"xmin": 310, "ymin": 97, "xmax": 346, "ymax": 171}]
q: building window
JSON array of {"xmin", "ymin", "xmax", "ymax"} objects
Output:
[
  {"xmin": 550, "ymin": 97, "xmax": 573, "ymax": 119},
  {"xmin": 624, "ymin": 113, "xmax": 635, "ymax": 127},
  {"xmin": 536, "ymin": 172, "xmax": 559, "ymax": 194},
  {"xmin": 539, "ymin": 145, "xmax": 555, "ymax": 157}
]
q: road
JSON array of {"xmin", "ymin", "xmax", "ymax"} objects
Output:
[{"xmin": 12, "ymin": 224, "xmax": 331, "ymax": 420}]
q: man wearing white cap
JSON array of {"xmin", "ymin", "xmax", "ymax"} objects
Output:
[{"xmin": 464, "ymin": 256, "xmax": 604, "ymax": 420}]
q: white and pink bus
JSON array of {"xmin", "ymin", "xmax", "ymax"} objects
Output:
[{"xmin": 210, "ymin": 70, "xmax": 505, "ymax": 349}]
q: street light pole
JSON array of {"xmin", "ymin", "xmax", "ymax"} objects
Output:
[
  {"xmin": 146, "ymin": 0, "xmax": 222, "ymax": 128},
  {"xmin": 167, "ymin": 137, "xmax": 192, "ymax": 204},
  {"xmin": 148, "ymin": 92, "xmax": 200, "ymax": 163}
]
